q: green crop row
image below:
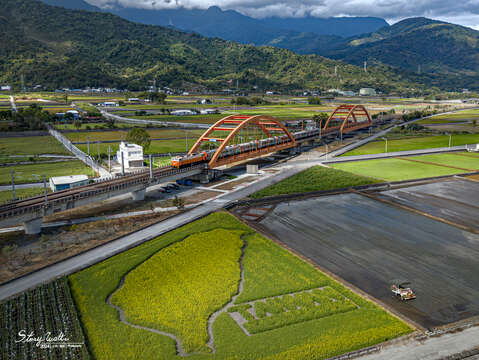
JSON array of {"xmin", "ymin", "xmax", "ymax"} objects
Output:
[{"xmin": 251, "ymin": 166, "xmax": 380, "ymax": 199}]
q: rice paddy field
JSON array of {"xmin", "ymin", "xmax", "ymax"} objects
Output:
[
  {"xmin": 0, "ymin": 187, "xmax": 47, "ymax": 203},
  {"xmin": 69, "ymin": 213, "xmax": 411, "ymax": 360},
  {"xmin": 342, "ymin": 134, "xmax": 479, "ymax": 156},
  {"xmin": 331, "ymin": 152, "xmax": 479, "ymax": 182}
]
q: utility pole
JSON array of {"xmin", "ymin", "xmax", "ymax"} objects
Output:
[
  {"xmin": 382, "ymin": 137, "xmax": 388, "ymax": 153},
  {"xmin": 87, "ymin": 136, "xmax": 90, "ymax": 155},
  {"xmin": 121, "ymin": 151, "xmax": 125, "ymax": 176},
  {"xmin": 11, "ymin": 169, "xmax": 15, "ymax": 201},
  {"xmin": 20, "ymin": 74, "xmax": 25, "ymax": 93},
  {"xmin": 448, "ymin": 133, "xmax": 452, "ymax": 148},
  {"xmin": 149, "ymin": 155, "xmax": 153, "ymax": 179},
  {"xmin": 364, "ymin": 61, "xmax": 367, "ymax": 73},
  {"xmin": 43, "ymin": 174, "xmax": 48, "ymax": 205},
  {"xmin": 108, "ymin": 146, "xmax": 111, "ymax": 172}
]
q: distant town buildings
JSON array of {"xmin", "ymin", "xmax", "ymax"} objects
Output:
[{"xmin": 1, "ymin": 85, "xmax": 11, "ymax": 91}]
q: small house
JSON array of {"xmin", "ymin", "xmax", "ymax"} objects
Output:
[{"xmin": 49, "ymin": 175, "xmax": 89, "ymax": 192}]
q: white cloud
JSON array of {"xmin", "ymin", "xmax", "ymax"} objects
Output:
[{"xmin": 85, "ymin": 0, "xmax": 479, "ymax": 28}]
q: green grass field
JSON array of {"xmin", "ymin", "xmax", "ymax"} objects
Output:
[
  {"xmin": 0, "ymin": 136, "xmax": 69, "ymax": 156},
  {"xmin": 77, "ymin": 138, "xmax": 194, "ymax": 156},
  {"xmin": 0, "ymin": 160, "xmax": 91, "ymax": 184},
  {"xmin": 417, "ymin": 109, "xmax": 479, "ymax": 124},
  {"xmin": 251, "ymin": 166, "xmax": 381, "ymax": 198},
  {"xmin": 343, "ymin": 134, "xmax": 479, "ymax": 156},
  {"xmin": 0, "ymin": 187, "xmax": 46, "ymax": 203},
  {"xmin": 64, "ymin": 129, "xmax": 204, "ymax": 143},
  {"xmin": 70, "ymin": 212, "xmax": 411, "ymax": 360},
  {"xmin": 331, "ymin": 156, "xmax": 467, "ymax": 182}
]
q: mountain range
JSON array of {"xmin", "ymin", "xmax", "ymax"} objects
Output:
[
  {"xmin": 37, "ymin": 0, "xmax": 479, "ymax": 90},
  {"xmin": 1, "ymin": 0, "xmax": 421, "ymax": 93}
]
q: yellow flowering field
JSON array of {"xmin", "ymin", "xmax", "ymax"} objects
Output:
[{"xmin": 111, "ymin": 229, "xmax": 244, "ymax": 353}]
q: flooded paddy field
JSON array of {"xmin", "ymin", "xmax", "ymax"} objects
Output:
[
  {"xmin": 375, "ymin": 178, "xmax": 479, "ymax": 232},
  {"xmin": 246, "ymin": 192, "xmax": 479, "ymax": 329}
]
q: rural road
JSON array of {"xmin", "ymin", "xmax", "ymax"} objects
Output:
[{"xmin": 100, "ymin": 108, "xmax": 211, "ymax": 129}]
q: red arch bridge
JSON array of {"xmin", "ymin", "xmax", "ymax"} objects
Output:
[
  {"xmin": 0, "ymin": 105, "xmax": 372, "ymax": 233},
  {"xmin": 172, "ymin": 104, "xmax": 372, "ymax": 168}
]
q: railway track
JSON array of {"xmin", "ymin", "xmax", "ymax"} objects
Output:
[{"xmin": 0, "ymin": 165, "xmax": 204, "ymax": 219}]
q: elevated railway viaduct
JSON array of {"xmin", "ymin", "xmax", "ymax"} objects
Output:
[{"xmin": 0, "ymin": 105, "xmax": 373, "ymax": 233}]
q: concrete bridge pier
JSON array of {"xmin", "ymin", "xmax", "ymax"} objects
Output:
[
  {"xmin": 131, "ymin": 189, "xmax": 146, "ymax": 201},
  {"xmin": 24, "ymin": 218, "xmax": 43, "ymax": 235}
]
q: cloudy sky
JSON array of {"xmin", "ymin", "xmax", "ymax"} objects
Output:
[{"xmin": 86, "ymin": 0, "xmax": 479, "ymax": 29}]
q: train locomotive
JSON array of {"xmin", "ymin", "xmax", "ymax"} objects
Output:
[{"xmin": 171, "ymin": 128, "xmax": 321, "ymax": 168}]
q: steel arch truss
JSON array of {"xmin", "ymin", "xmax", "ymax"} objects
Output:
[
  {"xmin": 189, "ymin": 115, "xmax": 296, "ymax": 168},
  {"xmin": 323, "ymin": 105, "xmax": 372, "ymax": 135}
]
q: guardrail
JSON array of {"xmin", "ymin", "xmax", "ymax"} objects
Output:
[{"xmin": 46, "ymin": 124, "xmax": 110, "ymax": 176}]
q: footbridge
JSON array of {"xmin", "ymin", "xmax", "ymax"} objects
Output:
[{"xmin": 0, "ymin": 106, "xmax": 373, "ymax": 233}]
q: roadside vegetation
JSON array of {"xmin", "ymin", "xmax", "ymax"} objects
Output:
[
  {"xmin": 251, "ymin": 166, "xmax": 380, "ymax": 199},
  {"xmin": 69, "ymin": 212, "xmax": 411, "ymax": 360}
]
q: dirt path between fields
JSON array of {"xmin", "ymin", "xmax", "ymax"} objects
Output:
[
  {"xmin": 206, "ymin": 237, "xmax": 248, "ymax": 353},
  {"xmin": 106, "ymin": 276, "xmax": 190, "ymax": 357}
]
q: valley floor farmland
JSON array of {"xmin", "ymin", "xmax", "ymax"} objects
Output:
[{"xmin": 69, "ymin": 213, "xmax": 410, "ymax": 360}]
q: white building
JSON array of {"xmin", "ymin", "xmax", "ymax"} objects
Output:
[
  {"xmin": 66, "ymin": 110, "xmax": 80, "ymax": 120},
  {"xmin": 116, "ymin": 141, "xmax": 144, "ymax": 169},
  {"xmin": 49, "ymin": 175, "xmax": 89, "ymax": 192},
  {"xmin": 102, "ymin": 102, "xmax": 118, "ymax": 107},
  {"xmin": 171, "ymin": 109, "xmax": 196, "ymax": 116},
  {"xmin": 359, "ymin": 88, "xmax": 377, "ymax": 96},
  {"xmin": 1, "ymin": 85, "xmax": 11, "ymax": 91}
]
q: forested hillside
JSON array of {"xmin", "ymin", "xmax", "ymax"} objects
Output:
[{"xmin": 0, "ymin": 0, "xmax": 424, "ymax": 93}]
